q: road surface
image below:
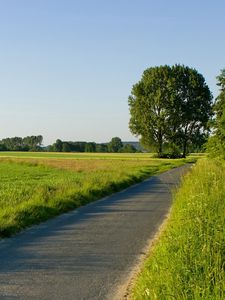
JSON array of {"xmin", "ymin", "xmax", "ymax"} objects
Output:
[{"xmin": 0, "ymin": 164, "xmax": 191, "ymax": 299}]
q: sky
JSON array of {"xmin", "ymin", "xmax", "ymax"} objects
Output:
[{"xmin": 0, "ymin": 0, "xmax": 224, "ymax": 145}]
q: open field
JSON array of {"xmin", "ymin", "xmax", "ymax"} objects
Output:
[
  {"xmin": 132, "ymin": 158, "xmax": 225, "ymax": 299},
  {"xmin": 0, "ymin": 151, "xmax": 205, "ymax": 160},
  {"xmin": 0, "ymin": 152, "xmax": 196, "ymax": 238},
  {"xmin": 0, "ymin": 151, "xmax": 155, "ymax": 160}
]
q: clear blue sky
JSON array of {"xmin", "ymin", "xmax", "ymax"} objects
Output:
[{"xmin": 0, "ymin": 0, "xmax": 224, "ymax": 145}]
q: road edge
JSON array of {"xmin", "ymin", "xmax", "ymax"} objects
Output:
[{"xmin": 113, "ymin": 164, "xmax": 193, "ymax": 300}]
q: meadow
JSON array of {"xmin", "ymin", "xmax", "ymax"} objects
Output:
[
  {"xmin": 0, "ymin": 152, "xmax": 194, "ymax": 237},
  {"xmin": 0, "ymin": 151, "xmax": 154, "ymax": 160},
  {"xmin": 132, "ymin": 158, "xmax": 225, "ymax": 299}
]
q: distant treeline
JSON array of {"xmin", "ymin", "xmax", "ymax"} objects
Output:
[
  {"xmin": 0, "ymin": 135, "xmax": 43, "ymax": 151},
  {"xmin": 0, "ymin": 136, "xmax": 138, "ymax": 153}
]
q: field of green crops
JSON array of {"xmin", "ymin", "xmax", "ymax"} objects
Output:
[
  {"xmin": 132, "ymin": 158, "xmax": 225, "ymax": 299},
  {"xmin": 0, "ymin": 152, "xmax": 194, "ymax": 237}
]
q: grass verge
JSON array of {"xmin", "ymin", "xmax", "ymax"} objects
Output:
[
  {"xmin": 0, "ymin": 156, "xmax": 193, "ymax": 238},
  {"xmin": 132, "ymin": 158, "xmax": 225, "ymax": 299}
]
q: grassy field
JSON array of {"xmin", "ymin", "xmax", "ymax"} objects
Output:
[
  {"xmin": 0, "ymin": 151, "xmax": 154, "ymax": 160},
  {"xmin": 0, "ymin": 152, "xmax": 194, "ymax": 238},
  {"xmin": 132, "ymin": 158, "xmax": 225, "ymax": 299}
]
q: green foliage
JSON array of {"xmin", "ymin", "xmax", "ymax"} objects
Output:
[
  {"xmin": 108, "ymin": 137, "xmax": 123, "ymax": 152},
  {"xmin": 23, "ymin": 135, "xmax": 43, "ymax": 150},
  {"xmin": 85, "ymin": 142, "xmax": 96, "ymax": 152},
  {"xmin": 49, "ymin": 140, "xmax": 94, "ymax": 153},
  {"xmin": 207, "ymin": 69, "xmax": 225, "ymax": 158},
  {"xmin": 0, "ymin": 135, "xmax": 43, "ymax": 151},
  {"xmin": 62, "ymin": 142, "xmax": 71, "ymax": 152},
  {"xmin": 0, "ymin": 144, "xmax": 7, "ymax": 151},
  {"xmin": 132, "ymin": 159, "xmax": 225, "ymax": 299},
  {"xmin": 168, "ymin": 65, "xmax": 212, "ymax": 157},
  {"xmin": 95, "ymin": 143, "xmax": 108, "ymax": 152},
  {"xmin": 128, "ymin": 65, "xmax": 213, "ymax": 157},
  {"xmin": 0, "ymin": 136, "xmax": 139, "ymax": 154},
  {"xmin": 121, "ymin": 143, "xmax": 137, "ymax": 153},
  {"xmin": 0, "ymin": 155, "xmax": 189, "ymax": 237},
  {"xmin": 53, "ymin": 139, "xmax": 63, "ymax": 152},
  {"xmin": 129, "ymin": 65, "xmax": 171, "ymax": 156}
]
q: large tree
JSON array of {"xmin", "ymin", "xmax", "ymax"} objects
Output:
[
  {"xmin": 207, "ymin": 69, "xmax": 225, "ymax": 158},
  {"xmin": 168, "ymin": 65, "xmax": 213, "ymax": 157},
  {"xmin": 53, "ymin": 139, "xmax": 63, "ymax": 152},
  {"xmin": 108, "ymin": 137, "xmax": 123, "ymax": 153},
  {"xmin": 128, "ymin": 65, "xmax": 213, "ymax": 157}
]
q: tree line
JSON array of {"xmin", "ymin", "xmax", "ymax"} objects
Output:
[
  {"xmin": 0, "ymin": 135, "xmax": 43, "ymax": 151},
  {"xmin": 47, "ymin": 137, "xmax": 137, "ymax": 153},
  {"xmin": 0, "ymin": 136, "xmax": 137, "ymax": 153}
]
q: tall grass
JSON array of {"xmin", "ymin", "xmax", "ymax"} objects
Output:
[
  {"xmin": 0, "ymin": 157, "xmax": 189, "ymax": 237},
  {"xmin": 132, "ymin": 159, "xmax": 225, "ymax": 299}
]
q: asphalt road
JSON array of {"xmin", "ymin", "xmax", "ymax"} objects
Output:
[{"xmin": 0, "ymin": 164, "xmax": 191, "ymax": 300}]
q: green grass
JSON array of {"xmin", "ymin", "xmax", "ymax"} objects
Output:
[
  {"xmin": 132, "ymin": 158, "xmax": 225, "ymax": 299},
  {"xmin": 0, "ymin": 151, "xmax": 202, "ymax": 160},
  {"xmin": 0, "ymin": 154, "xmax": 193, "ymax": 238},
  {"xmin": 0, "ymin": 151, "xmax": 154, "ymax": 160}
]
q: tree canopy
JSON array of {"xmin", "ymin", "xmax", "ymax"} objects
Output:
[
  {"xmin": 0, "ymin": 135, "xmax": 43, "ymax": 151},
  {"xmin": 108, "ymin": 137, "xmax": 123, "ymax": 153},
  {"xmin": 128, "ymin": 65, "xmax": 213, "ymax": 157},
  {"xmin": 207, "ymin": 69, "xmax": 225, "ymax": 158}
]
